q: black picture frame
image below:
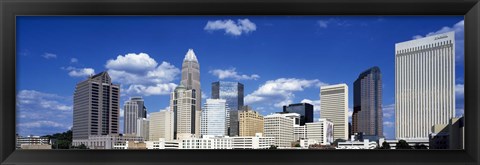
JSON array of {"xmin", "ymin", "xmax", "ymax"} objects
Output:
[{"xmin": 1, "ymin": 0, "xmax": 479, "ymax": 165}]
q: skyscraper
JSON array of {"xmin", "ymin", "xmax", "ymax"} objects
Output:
[
  {"xmin": 200, "ymin": 99, "xmax": 229, "ymax": 137},
  {"xmin": 178, "ymin": 49, "xmax": 202, "ymax": 138},
  {"xmin": 395, "ymin": 31, "xmax": 455, "ymax": 140},
  {"xmin": 149, "ymin": 110, "xmax": 174, "ymax": 141},
  {"xmin": 212, "ymin": 81, "xmax": 244, "ymax": 111},
  {"xmin": 170, "ymin": 84, "xmax": 199, "ymax": 139},
  {"xmin": 124, "ymin": 96, "xmax": 147, "ymax": 135},
  {"xmin": 320, "ymin": 84, "xmax": 348, "ymax": 141},
  {"xmin": 282, "ymin": 103, "xmax": 314, "ymax": 126},
  {"xmin": 352, "ymin": 67, "xmax": 383, "ymax": 140},
  {"xmin": 72, "ymin": 71, "xmax": 120, "ymax": 141}
]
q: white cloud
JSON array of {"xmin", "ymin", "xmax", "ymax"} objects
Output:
[
  {"xmin": 105, "ymin": 53, "xmax": 180, "ymax": 96},
  {"xmin": 317, "ymin": 20, "xmax": 329, "ymax": 28},
  {"xmin": 456, "ymin": 108, "xmax": 464, "ymax": 117},
  {"xmin": 412, "ymin": 20, "xmax": 464, "ymax": 62},
  {"xmin": 70, "ymin": 58, "xmax": 78, "ymax": 63},
  {"xmin": 317, "ymin": 19, "xmax": 351, "ymax": 29},
  {"xmin": 201, "ymin": 91, "xmax": 208, "ymax": 100},
  {"xmin": 67, "ymin": 67, "xmax": 95, "ymax": 77},
  {"xmin": 42, "ymin": 53, "xmax": 57, "ymax": 59},
  {"xmin": 209, "ymin": 68, "xmax": 260, "ymax": 80},
  {"xmin": 245, "ymin": 78, "xmax": 327, "ymax": 108},
  {"xmin": 16, "ymin": 90, "xmax": 72, "ymax": 136},
  {"xmin": 17, "ymin": 90, "xmax": 72, "ymax": 111},
  {"xmin": 106, "ymin": 53, "xmax": 158, "ymax": 74},
  {"xmin": 383, "ymin": 121, "xmax": 394, "ymax": 128},
  {"xmin": 204, "ymin": 19, "xmax": 257, "ymax": 36},
  {"xmin": 383, "ymin": 104, "xmax": 395, "ymax": 118},
  {"xmin": 455, "ymin": 84, "xmax": 464, "ymax": 98},
  {"xmin": 120, "ymin": 108, "xmax": 124, "ymax": 118},
  {"xmin": 348, "ymin": 108, "xmax": 353, "ymax": 118},
  {"xmin": 17, "ymin": 121, "xmax": 66, "ymax": 129},
  {"xmin": 300, "ymin": 99, "xmax": 320, "ymax": 112}
]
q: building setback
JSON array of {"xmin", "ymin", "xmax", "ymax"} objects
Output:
[
  {"xmin": 395, "ymin": 31, "xmax": 455, "ymax": 140},
  {"xmin": 320, "ymin": 84, "xmax": 349, "ymax": 141},
  {"xmin": 282, "ymin": 103, "xmax": 314, "ymax": 126},
  {"xmin": 72, "ymin": 71, "xmax": 120, "ymax": 141},
  {"xmin": 352, "ymin": 67, "xmax": 383, "ymax": 140},
  {"xmin": 200, "ymin": 99, "xmax": 230, "ymax": 137}
]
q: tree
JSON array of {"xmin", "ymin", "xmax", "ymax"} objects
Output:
[
  {"xmin": 414, "ymin": 143, "xmax": 428, "ymax": 149},
  {"xmin": 379, "ymin": 141, "xmax": 391, "ymax": 149},
  {"xmin": 294, "ymin": 144, "xmax": 301, "ymax": 147},
  {"xmin": 268, "ymin": 145, "xmax": 278, "ymax": 149},
  {"xmin": 396, "ymin": 140, "xmax": 412, "ymax": 149},
  {"xmin": 44, "ymin": 130, "xmax": 72, "ymax": 149}
]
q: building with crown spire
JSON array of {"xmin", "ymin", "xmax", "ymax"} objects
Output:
[
  {"xmin": 169, "ymin": 49, "xmax": 202, "ymax": 139},
  {"xmin": 72, "ymin": 71, "xmax": 120, "ymax": 141}
]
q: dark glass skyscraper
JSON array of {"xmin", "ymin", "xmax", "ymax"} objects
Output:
[
  {"xmin": 212, "ymin": 81, "xmax": 244, "ymax": 136},
  {"xmin": 211, "ymin": 81, "xmax": 244, "ymax": 111},
  {"xmin": 352, "ymin": 66, "xmax": 383, "ymax": 140},
  {"xmin": 282, "ymin": 103, "xmax": 314, "ymax": 126}
]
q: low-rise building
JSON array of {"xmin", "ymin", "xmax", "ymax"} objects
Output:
[
  {"xmin": 180, "ymin": 135, "xmax": 232, "ymax": 149},
  {"xmin": 72, "ymin": 134, "xmax": 144, "ymax": 149},
  {"xmin": 113, "ymin": 141, "xmax": 147, "ymax": 149},
  {"xmin": 146, "ymin": 138, "xmax": 180, "ymax": 149},
  {"xmin": 429, "ymin": 116, "xmax": 465, "ymax": 149},
  {"xmin": 20, "ymin": 144, "xmax": 52, "ymax": 149},
  {"xmin": 16, "ymin": 135, "xmax": 50, "ymax": 148},
  {"xmin": 337, "ymin": 139, "xmax": 377, "ymax": 149},
  {"xmin": 231, "ymin": 133, "xmax": 275, "ymax": 149}
]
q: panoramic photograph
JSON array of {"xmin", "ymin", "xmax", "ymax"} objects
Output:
[{"xmin": 16, "ymin": 16, "xmax": 464, "ymax": 150}]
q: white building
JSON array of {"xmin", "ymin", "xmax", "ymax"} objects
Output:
[
  {"xmin": 200, "ymin": 99, "xmax": 229, "ymax": 137},
  {"xmin": 264, "ymin": 113, "xmax": 297, "ymax": 148},
  {"xmin": 72, "ymin": 134, "xmax": 144, "ymax": 149},
  {"xmin": 306, "ymin": 119, "xmax": 334, "ymax": 145},
  {"xmin": 149, "ymin": 110, "xmax": 174, "ymax": 141},
  {"xmin": 16, "ymin": 135, "xmax": 50, "ymax": 148},
  {"xmin": 294, "ymin": 125, "xmax": 306, "ymax": 141},
  {"xmin": 146, "ymin": 138, "xmax": 180, "ymax": 149},
  {"xmin": 136, "ymin": 118, "xmax": 149, "ymax": 141},
  {"xmin": 395, "ymin": 31, "xmax": 455, "ymax": 140},
  {"xmin": 320, "ymin": 84, "xmax": 349, "ymax": 141},
  {"xmin": 231, "ymin": 133, "xmax": 275, "ymax": 149},
  {"xmin": 337, "ymin": 139, "xmax": 377, "ymax": 149},
  {"xmin": 179, "ymin": 135, "xmax": 232, "ymax": 149}
]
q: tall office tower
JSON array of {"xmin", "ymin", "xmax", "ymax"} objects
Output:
[
  {"xmin": 170, "ymin": 84, "xmax": 198, "ymax": 139},
  {"xmin": 320, "ymin": 84, "xmax": 348, "ymax": 141},
  {"xmin": 239, "ymin": 106, "xmax": 264, "ymax": 137},
  {"xmin": 212, "ymin": 81, "xmax": 244, "ymax": 111},
  {"xmin": 264, "ymin": 113, "xmax": 297, "ymax": 147},
  {"xmin": 395, "ymin": 31, "xmax": 455, "ymax": 140},
  {"xmin": 136, "ymin": 118, "xmax": 149, "ymax": 141},
  {"xmin": 124, "ymin": 96, "xmax": 147, "ymax": 135},
  {"xmin": 352, "ymin": 67, "xmax": 383, "ymax": 140},
  {"xmin": 283, "ymin": 103, "xmax": 314, "ymax": 126},
  {"xmin": 72, "ymin": 71, "xmax": 120, "ymax": 141},
  {"xmin": 180, "ymin": 49, "xmax": 202, "ymax": 137},
  {"xmin": 306, "ymin": 119, "xmax": 334, "ymax": 145},
  {"xmin": 149, "ymin": 110, "xmax": 174, "ymax": 141},
  {"xmin": 200, "ymin": 99, "xmax": 230, "ymax": 136}
]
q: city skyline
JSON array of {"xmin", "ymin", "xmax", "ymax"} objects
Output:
[{"xmin": 16, "ymin": 16, "xmax": 465, "ymax": 140}]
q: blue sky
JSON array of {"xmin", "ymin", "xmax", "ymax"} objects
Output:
[{"xmin": 16, "ymin": 16, "xmax": 464, "ymax": 139}]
